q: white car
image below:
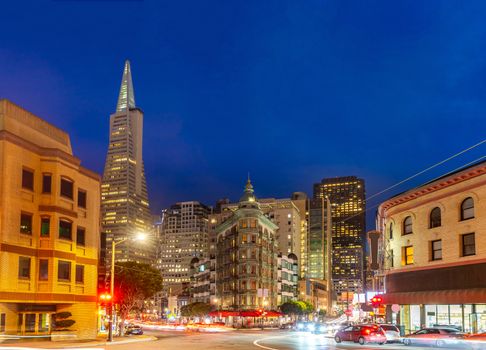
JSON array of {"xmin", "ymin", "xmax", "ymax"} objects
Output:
[{"xmin": 379, "ymin": 324, "xmax": 401, "ymax": 343}]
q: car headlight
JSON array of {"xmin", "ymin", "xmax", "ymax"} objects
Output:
[
  {"xmin": 319, "ymin": 325, "xmax": 327, "ymax": 332},
  {"xmin": 297, "ymin": 323, "xmax": 304, "ymax": 330},
  {"xmin": 307, "ymin": 324, "xmax": 315, "ymax": 332}
]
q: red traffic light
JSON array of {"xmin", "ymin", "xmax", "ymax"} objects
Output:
[
  {"xmin": 371, "ymin": 295, "xmax": 383, "ymax": 307},
  {"xmin": 99, "ymin": 293, "xmax": 112, "ymax": 303}
]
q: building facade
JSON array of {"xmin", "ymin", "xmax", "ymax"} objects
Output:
[
  {"xmin": 216, "ymin": 179, "xmax": 279, "ymax": 310},
  {"xmin": 314, "ymin": 176, "xmax": 366, "ymax": 302},
  {"xmin": 0, "ymin": 100, "xmax": 100, "ymax": 339},
  {"xmin": 378, "ymin": 161, "xmax": 486, "ymax": 333},
  {"xmin": 277, "ymin": 253, "xmax": 299, "ymax": 305},
  {"xmin": 101, "ymin": 60, "xmax": 153, "ymax": 264},
  {"xmin": 158, "ymin": 201, "xmax": 210, "ymax": 289}
]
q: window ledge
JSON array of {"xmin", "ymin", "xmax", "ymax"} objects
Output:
[{"xmin": 460, "ymin": 217, "xmax": 475, "ymax": 222}]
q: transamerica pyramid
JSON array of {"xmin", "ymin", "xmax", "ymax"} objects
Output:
[{"xmin": 101, "ymin": 60, "xmax": 154, "ymax": 264}]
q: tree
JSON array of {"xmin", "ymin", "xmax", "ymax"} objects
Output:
[
  {"xmin": 279, "ymin": 301, "xmax": 302, "ymax": 316},
  {"xmin": 180, "ymin": 302, "xmax": 213, "ymax": 317},
  {"xmin": 52, "ymin": 311, "xmax": 76, "ymax": 331},
  {"xmin": 114, "ymin": 261, "xmax": 163, "ymax": 333}
]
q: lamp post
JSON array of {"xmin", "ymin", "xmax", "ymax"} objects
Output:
[{"xmin": 108, "ymin": 232, "xmax": 146, "ymax": 342}]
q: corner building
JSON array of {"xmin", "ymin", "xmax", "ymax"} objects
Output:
[
  {"xmin": 216, "ymin": 179, "xmax": 278, "ymax": 310},
  {"xmin": 0, "ymin": 100, "xmax": 100, "ymax": 339},
  {"xmin": 378, "ymin": 161, "xmax": 486, "ymax": 333}
]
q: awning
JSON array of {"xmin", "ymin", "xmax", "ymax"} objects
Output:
[
  {"xmin": 383, "ymin": 288, "xmax": 486, "ymax": 305},
  {"xmin": 208, "ymin": 310, "xmax": 240, "ymax": 317},
  {"xmin": 209, "ymin": 310, "xmax": 283, "ymax": 318}
]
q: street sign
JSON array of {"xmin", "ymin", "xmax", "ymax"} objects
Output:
[{"xmin": 391, "ymin": 304, "xmax": 400, "ymax": 313}]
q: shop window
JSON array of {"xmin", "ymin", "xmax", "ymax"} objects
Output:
[
  {"xmin": 430, "ymin": 207, "xmax": 441, "ymax": 228},
  {"xmin": 58, "ymin": 260, "xmax": 71, "ymax": 281},
  {"xmin": 77, "ymin": 190, "xmax": 87, "ymax": 208},
  {"xmin": 462, "ymin": 233, "xmax": 476, "ymax": 256},
  {"xmin": 76, "ymin": 227, "xmax": 86, "ymax": 246},
  {"xmin": 60, "ymin": 178, "xmax": 73, "ymax": 199},
  {"xmin": 42, "ymin": 174, "xmax": 51, "ymax": 193},
  {"xmin": 40, "ymin": 217, "xmax": 50, "ymax": 237},
  {"xmin": 403, "ymin": 246, "xmax": 414, "ymax": 265},
  {"xmin": 59, "ymin": 220, "xmax": 72, "ymax": 240},
  {"xmin": 39, "ymin": 259, "xmax": 48, "ymax": 280},
  {"xmin": 461, "ymin": 197, "xmax": 474, "ymax": 220},
  {"xmin": 18, "ymin": 256, "xmax": 31, "ymax": 279},
  {"xmin": 403, "ymin": 216, "xmax": 413, "ymax": 235},
  {"xmin": 20, "ymin": 213, "xmax": 33, "ymax": 235},
  {"xmin": 22, "ymin": 169, "xmax": 34, "ymax": 190},
  {"xmin": 75, "ymin": 265, "xmax": 84, "ymax": 283},
  {"xmin": 431, "ymin": 240, "xmax": 442, "ymax": 261}
]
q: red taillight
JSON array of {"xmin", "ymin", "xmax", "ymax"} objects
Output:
[{"xmin": 364, "ymin": 329, "xmax": 371, "ymax": 335}]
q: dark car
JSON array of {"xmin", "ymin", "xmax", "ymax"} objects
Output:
[
  {"xmin": 334, "ymin": 324, "xmax": 387, "ymax": 345},
  {"xmin": 125, "ymin": 324, "xmax": 144, "ymax": 335},
  {"xmin": 402, "ymin": 327, "xmax": 465, "ymax": 347}
]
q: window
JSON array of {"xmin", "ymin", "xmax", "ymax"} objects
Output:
[
  {"xmin": 18, "ymin": 257, "xmax": 31, "ymax": 279},
  {"xmin": 0, "ymin": 313, "xmax": 5, "ymax": 333},
  {"xmin": 403, "ymin": 216, "xmax": 413, "ymax": 235},
  {"xmin": 42, "ymin": 174, "xmax": 51, "ymax": 193},
  {"xmin": 39, "ymin": 259, "xmax": 48, "ymax": 280},
  {"xmin": 20, "ymin": 213, "xmax": 33, "ymax": 235},
  {"xmin": 462, "ymin": 233, "xmax": 475, "ymax": 256},
  {"xmin": 431, "ymin": 240, "xmax": 442, "ymax": 261},
  {"xmin": 77, "ymin": 190, "xmax": 87, "ymax": 208},
  {"xmin": 461, "ymin": 197, "xmax": 474, "ymax": 220},
  {"xmin": 22, "ymin": 169, "xmax": 34, "ymax": 190},
  {"xmin": 60, "ymin": 178, "xmax": 73, "ymax": 199},
  {"xmin": 59, "ymin": 220, "xmax": 72, "ymax": 240},
  {"xmin": 389, "ymin": 222, "xmax": 393, "ymax": 239},
  {"xmin": 40, "ymin": 217, "xmax": 50, "ymax": 237},
  {"xmin": 58, "ymin": 261, "xmax": 71, "ymax": 281},
  {"xmin": 429, "ymin": 207, "xmax": 441, "ymax": 228},
  {"xmin": 403, "ymin": 246, "xmax": 414, "ymax": 265},
  {"xmin": 75, "ymin": 265, "xmax": 84, "ymax": 283},
  {"xmin": 389, "ymin": 249, "xmax": 394, "ymax": 268},
  {"xmin": 76, "ymin": 227, "xmax": 85, "ymax": 246}
]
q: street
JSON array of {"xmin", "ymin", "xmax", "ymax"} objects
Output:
[{"xmin": 106, "ymin": 330, "xmax": 428, "ymax": 350}]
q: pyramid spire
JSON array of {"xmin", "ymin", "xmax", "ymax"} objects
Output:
[{"xmin": 116, "ymin": 60, "xmax": 136, "ymax": 112}]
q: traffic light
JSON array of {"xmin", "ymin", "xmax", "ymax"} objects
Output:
[
  {"xmin": 99, "ymin": 293, "xmax": 112, "ymax": 305},
  {"xmin": 371, "ymin": 295, "xmax": 383, "ymax": 308}
]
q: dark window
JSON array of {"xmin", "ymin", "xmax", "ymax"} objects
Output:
[
  {"xmin": 430, "ymin": 207, "xmax": 441, "ymax": 228},
  {"xmin": 40, "ymin": 217, "xmax": 50, "ymax": 237},
  {"xmin": 461, "ymin": 197, "xmax": 474, "ymax": 220},
  {"xmin": 390, "ymin": 249, "xmax": 394, "ymax": 268},
  {"xmin": 39, "ymin": 259, "xmax": 48, "ymax": 280},
  {"xmin": 403, "ymin": 216, "xmax": 413, "ymax": 235},
  {"xmin": 22, "ymin": 169, "xmax": 34, "ymax": 190},
  {"xmin": 0, "ymin": 313, "xmax": 5, "ymax": 332},
  {"xmin": 42, "ymin": 174, "xmax": 51, "ymax": 193},
  {"xmin": 58, "ymin": 261, "xmax": 71, "ymax": 281},
  {"xmin": 59, "ymin": 220, "xmax": 72, "ymax": 240},
  {"xmin": 75, "ymin": 265, "xmax": 84, "ymax": 283},
  {"xmin": 462, "ymin": 233, "xmax": 475, "ymax": 256},
  {"xmin": 389, "ymin": 222, "xmax": 393, "ymax": 239},
  {"xmin": 431, "ymin": 240, "xmax": 442, "ymax": 261},
  {"xmin": 60, "ymin": 178, "xmax": 73, "ymax": 199},
  {"xmin": 76, "ymin": 227, "xmax": 85, "ymax": 246},
  {"xmin": 77, "ymin": 190, "xmax": 87, "ymax": 208},
  {"xmin": 18, "ymin": 257, "xmax": 31, "ymax": 279},
  {"xmin": 20, "ymin": 213, "xmax": 33, "ymax": 235}
]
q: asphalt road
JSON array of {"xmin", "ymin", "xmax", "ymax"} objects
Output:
[{"xmin": 108, "ymin": 330, "xmax": 430, "ymax": 350}]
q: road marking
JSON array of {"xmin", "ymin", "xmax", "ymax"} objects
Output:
[{"xmin": 253, "ymin": 335, "xmax": 290, "ymax": 350}]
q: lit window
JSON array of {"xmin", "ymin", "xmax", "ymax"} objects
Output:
[
  {"xmin": 20, "ymin": 213, "xmax": 33, "ymax": 235},
  {"xmin": 403, "ymin": 246, "xmax": 414, "ymax": 265}
]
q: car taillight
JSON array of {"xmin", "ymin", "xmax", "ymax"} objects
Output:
[{"xmin": 364, "ymin": 329, "xmax": 371, "ymax": 335}]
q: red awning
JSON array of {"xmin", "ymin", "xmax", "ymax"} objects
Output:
[
  {"xmin": 240, "ymin": 310, "xmax": 261, "ymax": 317},
  {"xmin": 384, "ymin": 288, "xmax": 486, "ymax": 305},
  {"xmin": 209, "ymin": 310, "xmax": 283, "ymax": 318},
  {"xmin": 208, "ymin": 310, "xmax": 240, "ymax": 317},
  {"xmin": 263, "ymin": 311, "xmax": 283, "ymax": 317}
]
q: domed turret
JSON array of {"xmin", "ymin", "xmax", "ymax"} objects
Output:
[{"xmin": 239, "ymin": 176, "xmax": 260, "ymax": 209}]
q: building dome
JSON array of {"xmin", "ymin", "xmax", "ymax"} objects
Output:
[{"xmin": 239, "ymin": 177, "xmax": 260, "ymax": 209}]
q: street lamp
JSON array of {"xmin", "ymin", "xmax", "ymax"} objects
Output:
[{"xmin": 108, "ymin": 232, "xmax": 146, "ymax": 342}]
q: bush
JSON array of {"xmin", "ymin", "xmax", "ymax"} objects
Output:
[{"xmin": 52, "ymin": 312, "xmax": 76, "ymax": 331}]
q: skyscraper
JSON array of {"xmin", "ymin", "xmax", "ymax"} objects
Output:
[
  {"xmin": 313, "ymin": 176, "xmax": 365, "ymax": 304},
  {"xmin": 101, "ymin": 60, "xmax": 153, "ymax": 264}
]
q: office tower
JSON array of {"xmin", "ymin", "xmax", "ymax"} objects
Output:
[
  {"xmin": 159, "ymin": 201, "xmax": 210, "ymax": 289},
  {"xmin": 101, "ymin": 60, "xmax": 153, "ymax": 264},
  {"xmin": 313, "ymin": 176, "xmax": 366, "ymax": 302}
]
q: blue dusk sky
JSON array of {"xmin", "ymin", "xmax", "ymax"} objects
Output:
[{"xmin": 0, "ymin": 1, "xmax": 485, "ymax": 227}]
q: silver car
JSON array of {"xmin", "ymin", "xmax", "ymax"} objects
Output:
[{"xmin": 379, "ymin": 324, "xmax": 401, "ymax": 343}]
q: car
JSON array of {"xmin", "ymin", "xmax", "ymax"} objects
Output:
[
  {"xmin": 125, "ymin": 324, "xmax": 144, "ymax": 335},
  {"xmin": 402, "ymin": 327, "xmax": 465, "ymax": 347},
  {"xmin": 464, "ymin": 332, "xmax": 486, "ymax": 350},
  {"xmin": 334, "ymin": 324, "xmax": 387, "ymax": 345},
  {"xmin": 280, "ymin": 322, "xmax": 294, "ymax": 330},
  {"xmin": 379, "ymin": 324, "xmax": 401, "ymax": 343}
]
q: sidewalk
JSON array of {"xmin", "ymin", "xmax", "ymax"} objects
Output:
[{"xmin": 0, "ymin": 335, "xmax": 157, "ymax": 349}]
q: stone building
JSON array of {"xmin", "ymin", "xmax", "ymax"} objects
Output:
[
  {"xmin": 377, "ymin": 160, "xmax": 486, "ymax": 333},
  {"xmin": 216, "ymin": 179, "xmax": 279, "ymax": 310},
  {"xmin": 0, "ymin": 99, "xmax": 100, "ymax": 339},
  {"xmin": 277, "ymin": 253, "xmax": 298, "ymax": 305}
]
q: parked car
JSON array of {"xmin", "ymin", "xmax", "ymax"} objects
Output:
[
  {"xmin": 402, "ymin": 327, "xmax": 465, "ymax": 347},
  {"xmin": 125, "ymin": 324, "xmax": 144, "ymax": 335},
  {"xmin": 334, "ymin": 324, "xmax": 387, "ymax": 345},
  {"xmin": 464, "ymin": 332, "xmax": 486, "ymax": 350},
  {"xmin": 280, "ymin": 322, "xmax": 295, "ymax": 330},
  {"xmin": 379, "ymin": 324, "xmax": 401, "ymax": 343}
]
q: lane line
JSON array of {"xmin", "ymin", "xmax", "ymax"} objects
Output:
[{"xmin": 253, "ymin": 334, "xmax": 291, "ymax": 350}]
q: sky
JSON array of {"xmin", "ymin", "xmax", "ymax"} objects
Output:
[{"xmin": 0, "ymin": 1, "xmax": 485, "ymax": 228}]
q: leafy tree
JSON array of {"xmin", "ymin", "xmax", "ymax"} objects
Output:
[
  {"xmin": 114, "ymin": 261, "xmax": 163, "ymax": 333},
  {"xmin": 299, "ymin": 300, "xmax": 314, "ymax": 314},
  {"xmin": 180, "ymin": 302, "xmax": 212, "ymax": 317},
  {"xmin": 279, "ymin": 301, "xmax": 302, "ymax": 316}
]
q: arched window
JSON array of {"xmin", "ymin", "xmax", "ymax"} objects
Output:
[
  {"xmin": 429, "ymin": 207, "xmax": 441, "ymax": 228},
  {"xmin": 461, "ymin": 197, "xmax": 474, "ymax": 220},
  {"xmin": 403, "ymin": 216, "xmax": 413, "ymax": 235},
  {"xmin": 389, "ymin": 222, "xmax": 393, "ymax": 239}
]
